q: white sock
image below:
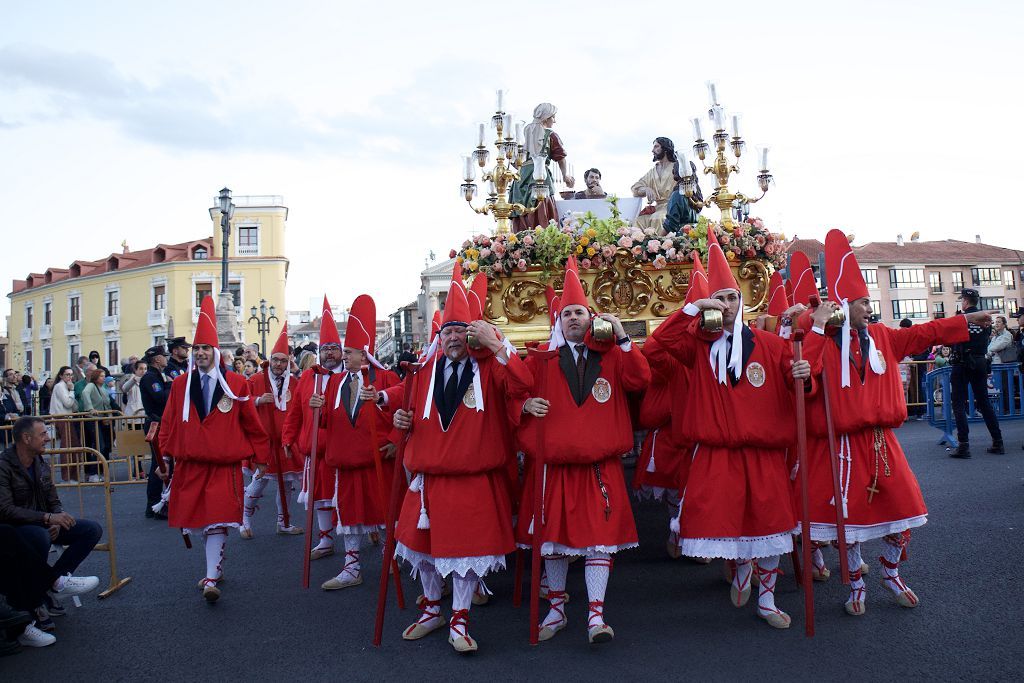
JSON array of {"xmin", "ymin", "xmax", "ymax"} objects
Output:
[
  {"xmin": 847, "ymin": 542, "xmax": 866, "ymax": 602},
  {"xmin": 275, "ymin": 479, "xmax": 293, "ymax": 527},
  {"xmin": 542, "ymin": 557, "xmax": 569, "ymax": 628},
  {"xmin": 811, "ymin": 544, "xmax": 827, "ymax": 573},
  {"xmin": 204, "ymin": 531, "xmax": 227, "ymax": 581},
  {"xmin": 243, "ymin": 477, "xmax": 269, "ymax": 527},
  {"xmin": 336, "ymin": 534, "xmax": 361, "ymax": 579},
  {"xmin": 733, "ymin": 559, "xmax": 753, "ymax": 600},
  {"xmin": 314, "ymin": 508, "xmax": 334, "ymax": 550},
  {"xmin": 418, "ymin": 562, "xmax": 443, "ymax": 624},
  {"xmin": 881, "ymin": 534, "xmax": 909, "ymax": 595},
  {"xmin": 755, "ymin": 555, "xmax": 783, "ymax": 615},
  {"xmin": 450, "ymin": 571, "xmax": 477, "ymax": 640},
  {"xmin": 585, "ymin": 553, "xmax": 613, "ymax": 628}
]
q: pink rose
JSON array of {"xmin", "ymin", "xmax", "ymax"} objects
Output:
[
  {"xmin": 765, "ymin": 244, "xmax": 775, "ymax": 255},
  {"xmin": 494, "ymin": 243, "xmax": 506, "ymax": 256},
  {"xmin": 517, "ymin": 259, "xmax": 527, "ymax": 271},
  {"xmin": 662, "ymin": 239, "xmax": 673, "ymax": 251},
  {"xmin": 602, "ymin": 245, "xmax": 616, "ymax": 259},
  {"xmin": 646, "ymin": 239, "xmax": 661, "ymax": 253},
  {"xmin": 751, "ymin": 218, "xmax": 764, "ymax": 229},
  {"xmin": 666, "ymin": 247, "xmax": 677, "ymax": 259},
  {"xmin": 493, "ymin": 262, "xmax": 504, "ymax": 273},
  {"xmin": 617, "ymin": 236, "xmax": 633, "ymax": 248},
  {"xmin": 523, "ymin": 235, "xmax": 534, "ymax": 246},
  {"xmin": 652, "ymin": 255, "xmax": 667, "ymax": 269},
  {"xmin": 631, "ymin": 246, "xmax": 643, "ymax": 256},
  {"xmin": 581, "ymin": 258, "xmax": 592, "ymax": 269},
  {"xmin": 479, "ymin": 248, "xmax": 491, "ymax": 259},
  {"xmin": 630, "ymin": 229, "xmax": 644, "ymax": 241}
]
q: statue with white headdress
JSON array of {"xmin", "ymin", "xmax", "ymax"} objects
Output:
[{"xmin": 509, "ymin": 102, "xmax": 575, "ymax": 230}]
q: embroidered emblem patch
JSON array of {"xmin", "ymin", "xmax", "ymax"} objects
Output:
[
  {"xmin": 592, "ymin": 377, "xmax": 612, "ymax": 403},
  {"xmin": 746, "ymin": 362, "xmax": 766, "ymax": 388},
  {"xmin": 462, "ymin": 386, "xmax": 477, "ymax": 409},
  {"xmin": 217, "ymin": 396, "xmax": 233, "ymax": 413},
  {"xmin": 151, "ymin": 382, "xmax": 163, "ymax": 392}
]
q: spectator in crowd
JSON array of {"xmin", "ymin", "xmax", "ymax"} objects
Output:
[
  {"xmin": 232, "ymin": 357, "xmax": 246, "ymax": 374},
  {"xmin": 243, "ymin": 343, "xmax": 262, "ymax": 363},
  {"xmin": 297, "ymin": 349, "xmax": 317, "ymax": 374},
  {"xmin": 0, "ymin": 417, "xmax": 102, "ymax": 645},
  {"xmin": 119, "ymin": 360, "xmax": 148, "ymax": 417},
  {"xmin": 71, "ymin": 356, "xmax": 90, "ymax": 383},
  {"xmin": 87, "ymin": 351, "xmax": 108, "ymax": 377},
  {"xmin": 18, "ymin": 375, "xmax": 38, "ymax": 416},
  {"xmin": 2, "ymin": 371, "xmax": 26, "ymax": 425},
  {"xmin": 987, "ymin": 316, "xmax": 1015, "ymax": 363},
  {"xmin": 934, "ymin": 346, "xmax": 952, "ymax": 368},
  {"xmin": 949, "ymin": 288, "xmax": 1001, "ymax": 457},
  {"xmin": 396, "ymin": 343, "xmax": 417, "ymax": 379},
  {"xmin": 242, "ymin": 359, "xmax": 258, "ymax": 379},
  {"xmin": 120, "ymin": 355, "xmax": 139, "ymax": 376},
  {"xmin": 1, "ymin": 525, "xmax": 59, "ymax": 650},
  {"xmin": 37, "ymin": 378, "xmax": 54, "ymax": 417},
  {"xmin": 79, "ymin": 369, "xmax": 110, "ymax": 482},
  {"xmin": 48, "ymin": 367, "xmax": 80, "ymax": 478},
  {"xmin": 73, "ymin": 363, "xmax": 95, "ymax": 409}
]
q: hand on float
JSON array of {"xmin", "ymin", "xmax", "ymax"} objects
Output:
[
  {"xmin": 393, "ymin": 409, "xmax": 412, "ymax": 431},
  {"xmin": 467, "ymin": 320, "xmax": 504, "ymax": 353},
  {"xmin": 783, "ymin": 303, "xmax": 807, "ymax": 317},
  {"xmin": 811, "ymin": 300, "xmax": 838, "ymax": 328},
  {"xmin": 692, "ymin": 298, "xmax": 726, "ymax": 312},
  {"xmin": 595, "ymin": 312, "xmax": 626, "ymax": 339},
  {"xmin": 523, "ymin": 397, "xmax": 550, "ymax": 417},
  {"xmin": 791, "ymin": 359, "xmax": 811, "ymax": 381}
]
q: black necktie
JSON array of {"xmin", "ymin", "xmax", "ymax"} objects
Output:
[
  {"xmin": 444, "ymin": 360, "xmax": 460, "ymax": 412},
  {"xmin": 275, "ymin": 374, "xmax": 284, "ymax": 398},
  {"xmin": 575, "ymin": 345, "xmax": 586, "ymax": 394}
]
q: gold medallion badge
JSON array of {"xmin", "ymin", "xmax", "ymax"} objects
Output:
[
  {"xmin": 217, "ymin": 396, "xmax": 233, "ymax": 413},
  {"xmin": 746, "ymin": 362, "xmax": 766, "ymax": 388},
  {"xmin": 592, "ymin": 377, "xmax": 612, "ymax": 403},
  {"xmin": 462, "ymin": 386, "xmax": 477, "ymax": 409}
]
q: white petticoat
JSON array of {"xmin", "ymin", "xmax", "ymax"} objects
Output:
[
  {"xmin": 515, "ymin": 541, "xmax": 640, "ymax": 557},
  {"xmin": 680, "ymin": 528, "xmax": 798, "ymax": 561},
  {"xmin": 394, "ymin": 542, "xmax": 506, "ymax": 579},
  {"xmin": 809, "ymin": 515, "xmax": 927, "ymax": 543}
]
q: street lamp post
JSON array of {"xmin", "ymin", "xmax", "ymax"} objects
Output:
[
  {"xmin": 248, "ymin": 299, "xmax": 279, "ymax": 358},
  {"xmin": 217, "ymin": 187, "xmax": 236, "ymax": 294}
]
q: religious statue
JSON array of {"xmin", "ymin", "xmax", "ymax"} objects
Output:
[
  {"xmin": 509, "ymin": 102, "xmax": 575, "ymax": 230},
  {"xmin": 630, "ymin": 137, "xmax": 677, "ymax": 231},
  {"xmin": 663, "ymin": 160, "xmax": 704, "ymax": 231},
  {"xmin": 573, "ymin": 167, "xmax": 608, "ymax": 199}
]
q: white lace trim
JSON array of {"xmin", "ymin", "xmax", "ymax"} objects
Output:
[
  {"xmin": 393, "ymin": 542, "xmax": 505, "ymax": 579},
  {"xmin": 337, "ymin": 523, "xmax": 384, "ymax": 535},
  {"xmin": 809, "ymin": 515, "xmax": 927, "ymax": 543},
  {"xmin": 516, "ymin": 541, "xmax": 639, "ymax": 557},
  {"xmin": 191, "ymin": 522, "xmax": 241, "ymax": 534},
  {"xmin": 680, "ymin": 528, "xmax": 797, "ymax": 561}
]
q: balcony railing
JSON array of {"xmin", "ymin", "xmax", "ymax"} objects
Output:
[
  {"xmin": 101, "ymin": 315, "xmax": 119, "ymax": 332},
  {"xmin": 64, "ymin": 320, "xmax": 81, "ymax": 336},
  {"xmin": 20, "ymin": 328, "xmax": 32, "ymax": 343},
  {"xmin": 147, "ymin": 309, "xmax": 167, "ymax": 326},
  {"xmin": 38, "ymin": 324, "xmax": 52, "ymax": 340},
  {"xmin": 237, "ymin": 245, "xmax": 259, "ymax": 256}
]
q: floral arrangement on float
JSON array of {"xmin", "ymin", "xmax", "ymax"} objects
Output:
[{"xmin": 453, "ymin": 197, "xmax": 787, "ymax": 277}]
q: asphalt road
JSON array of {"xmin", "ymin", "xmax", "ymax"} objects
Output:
[{"xmin": 5, "ymin": 420, "xmax": 1022, "ymax": 681}]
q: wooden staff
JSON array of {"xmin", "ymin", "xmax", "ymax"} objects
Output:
[
  {"xmin": 302, "ymin": 371, "xmax": 325, "ymax": 589},
  {"xmin": 361, "ymin": 367, "xmax": 406, "ymax": 610},
  {"xmin": 792, "ymin": 329, "xmax": 815, "ymax": 637},
  {"xmin": 526, "ymin": 346, "xmax": 557, "ymax": 645},
  {"xmin": 374, "ymin": 361, "xmax": 422, "ymax": 647}
]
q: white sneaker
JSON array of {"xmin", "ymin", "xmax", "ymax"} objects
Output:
[
  {"xmin": 18, "ymin": 623, "xmax": 57, "ymax": 647},
  {"xmin": 87, "ymin": 474, "xmax": 103, "ymax": 483},
  {"xmin": 52, "ymin": 574, "xmax": 101, "ymax": 596}
]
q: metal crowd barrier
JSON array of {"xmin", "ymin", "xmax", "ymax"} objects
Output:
[
  {"xmin": 925, "ymin": 363, "xmax": 1024, "ymax": 446},
  {"xmin": 45, "ymin": 446, "xmax": 133, "ymax": 599}
]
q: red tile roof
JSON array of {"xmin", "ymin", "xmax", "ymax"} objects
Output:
[{"xmin": 786, "ymin": 237, "xmax": 1024, "ymax": 266}]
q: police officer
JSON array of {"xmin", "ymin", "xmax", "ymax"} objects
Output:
[
  {"xmin": 140, "ymin": 345, "xmax": 172, "ymax": 517},
  {"xmin": 949, "ymin": 288, "xmax": 1002, "ymax": 458},
  {"xmin": 165, "ymin": 337, "xmax": 191, "ymax": 379}
]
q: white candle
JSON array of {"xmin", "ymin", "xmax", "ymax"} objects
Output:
[
  {"xmin": 496, "ymin": 89, "xmax": 504, "ymax": 112},
  {"xmin": 760, "ymin": 146, "xmax": 770, "ymax": 171},
  {"xmin": 713, "ymin": 106, "xmax": 726, "ymax": 131},
  {"xmin": 514, "ymin": 121, "xmax": 523, "ymax": 145},
  {"xmin": 534, "ymin": 154, "xmax": 547, "ymax": 178},
  {"xmin": 503, "ymin": 114, "xmax": 512, "ymax": 137},
  {"xmin": 462, "ymin": 156, "xmax": 475, "ymax": 182},
  {"xmin": 678, "ymin": 149, "xmax": 692, "ymax": 178},
  {"xmin": 478, "ymin": 123, "xmax": 485, "ymax": 146},
  {"xmin": 731, "ymin": 114, "xmax": 742, "ymax": 138},
  {"xmin": 706, "ymin": 80, "xmax": 719, "ymax": 106},
  {"xmin": 691, "ymin": 117, "xmax": 704, "ymax": 141}
]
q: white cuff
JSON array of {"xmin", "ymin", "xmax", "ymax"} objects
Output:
[
  {"xmin": 618, "ymin": 340, "xmax": 633, "ymax": 352},
  {"xmin": 494, "ymin": 351, "xmax": 508, "ymax": 366},
  {"xmin": 683, "ymin": 303, "xmax": 700, "ymax": 316},
  {"xmin": 811, "ymin": 325, "xmax": 826, "ymax": 336}
]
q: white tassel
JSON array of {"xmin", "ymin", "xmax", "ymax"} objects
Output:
[
  {"xmin": 333, "ymin": 470, "xmax": 343, "ymax": 534},
  {"xmin": 669, "ymin": 515, "xmax": 680, "ymax": 534},
  {"xmin": 411, "ymin": 473, "xmax": 429, "ymax": 529},
  {"xmin": 408, "ymin": 472, "xmax": 423, "ymax": 493},
  {"xmin": 646, "ymin": 429, "xmax": 658, "ymax": 473}
]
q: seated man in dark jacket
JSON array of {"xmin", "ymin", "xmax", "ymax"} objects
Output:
[{"xmin": 0, "ymin": 417, "xmax": 102, "ymax": 637}]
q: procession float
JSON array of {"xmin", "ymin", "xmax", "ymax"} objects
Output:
[{"xmin": 451, "ymin": 84, "xmax": 784, "ymax": 347}]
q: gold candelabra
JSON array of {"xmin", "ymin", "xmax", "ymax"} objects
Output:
[
  {"xmin": 679, "ymin": 82, "xmax": 773, "ymax": 229},
  {"xmin": 460, "ymin": 90, "xmax": 547, "ymax": 236}
]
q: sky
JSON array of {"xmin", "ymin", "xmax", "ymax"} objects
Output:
[{"xmin": 2, "ymin": 0, "xmax": 1022, "ymax": 332}]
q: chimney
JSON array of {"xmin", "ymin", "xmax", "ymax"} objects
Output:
[
  {"xmin": 975, "ymin": 234, "xmax": 981, "ymax": 244},
  {"xmin": 896, "ymin": 233, "xmax": 904, "ymax": 247}
]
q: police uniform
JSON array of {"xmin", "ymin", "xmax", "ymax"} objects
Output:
[
  {"xmin": 140, "ymin": 345, "xmax": 172, "ymax": 516},
  {"xmin": 165, "ymin": 337, "xmax": 191, "ymax": 379},
  {"xmin": 949, "ymin": 289, "xmax": 1002, "ymax": 456}
]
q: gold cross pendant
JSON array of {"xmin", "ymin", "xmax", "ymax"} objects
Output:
[{"xmin": 866, "ymin": 482, "xmax": 880, "ymax": 503}]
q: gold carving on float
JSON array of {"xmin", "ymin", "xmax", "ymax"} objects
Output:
[
  {"xmin": 738, "ymin": 259, "xmax": 770, "ymax": 312},
  {"xmin": 593, "ymin": 256, "xmax": 653, "ymax": 318}
]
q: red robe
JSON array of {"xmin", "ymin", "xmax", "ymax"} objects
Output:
[
  {"xmin": 805, "ymin": 317, "xmax": 968, "ymax": 542},
  {"xmin": 159, "ymin": 369, "xmax": 270, "ymax": 529},
  {"xmin": 247, "ymin": 369, "xmax": 303, "ymax": 475},
  {"xmin": 634, "ymin": 335, "xmax": 691, "ymax": 498},
  {"xmin": 323, "ymin": 366, "xmax": 399, "ymax": 530},
  {"xmin": 385, "ymin": 349, "xmax": 533, "ymax": 570},
  {"xmin": 281, "ymin": 367, "xmax": 337, "ymax": 503},
  {"xmin": 646, "ymin": 307, "xmax": 817, "ymax": 559},
  {"xmin": 515, "ymin": 341, "xmax": 650, "ymax": 553}
]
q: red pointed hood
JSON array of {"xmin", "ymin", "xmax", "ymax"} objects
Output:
[
  {"xmin": 766, "ymin": 271, "xmax": 788, "ymax": 316},
  {"xmin": 193, "ymin": 295, "xmax": 219, "ymax": 348},
  {"xmin": 345, "ymin": 294, "xmax": 376, "ymax": 354},
  {"xmin": 468, "ymin": 274, "xmax": 488, "ymax": 321},
  {"xmin": 560, "ymin": 256, "xmax": 588, "ymax": 309},
  {"xmin": 271, "ymin": 322, "xmax": 290, "ymax": 356},
  {"xmin": 544, "ymin": 285, "xmax": 560, "ymax": 326},
  {"xmin": 442, "ymin": 261, "xmax": 471, "ymax": 327},
  {"xmin": 788, "ymin": 251, "xmax": 818, "ymax": 306},
  {"xmin": 430, "ymin": 310, "xmax": 441, "ymax": 341},
  {"xmin": 685, "ymin": 253, "xmax": 709, "ymax": 305},
  {"xmin": 706, "ymin": 228, "xmax": 739, "ymax": 296},
  {"xmin": 825, "ymin": 229, "xmax": 869, "ymax": 303},
  {"xmin": 319, "ymin": 295, "xmax": 342, "ymax": 346}
]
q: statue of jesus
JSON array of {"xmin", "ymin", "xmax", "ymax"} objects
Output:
[{"xmin": 630, "ymin": 137, "xmax": 677, "ymax": 231}]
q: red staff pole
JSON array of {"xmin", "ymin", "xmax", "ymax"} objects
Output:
[
  {"xmin": 361, "ymin": 367, "xmax": 406, "ymax": 610},
  {"xmin": 526, "ymin": 347, "xmax": 555, "ymax": 645},
  {"xmin": 302, "ymin": 371, "xmax": 325, "ymax": 589},
  {"xmin": 374, "ymin": 361, "xmax": 422, "ymax": 647},
  {"xmin": 792, "ymin": 329, "xmax": 815, "ymax": 637}
]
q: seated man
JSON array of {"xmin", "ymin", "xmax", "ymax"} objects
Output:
[
  {"xmin": 0, "ymin": 417, "xmax": 102, "ymax": 639},
  {"xmin": 573, "ymin": 168, "xmax": 608, "ymax": 199},
  {"xmin": 631, "ymin": 137, "xmax": 678, "ymax": 231}
]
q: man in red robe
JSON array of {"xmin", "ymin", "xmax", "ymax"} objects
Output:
[
  {"xmin": 646, "ymin": 231, "xmax": 833, "ymax": 629},
  {"xmin": 282, "ymin": 297, "xmax": 346, "ymax": 561},
  {"xmin": 388, "ymin": 263, "xmax": 533, "ymax": 654},
  {"xmin": 157, "ymin": 296, "xmax": 270, "ymax": 603},
  {"xmin": 240, "ymin": 324, "xmax": 303, "ymax": 539},
  {"xmin": 805, "ymin": 230, "xmax": 990, "ymax": 616},
  {"xmin": 515, "ymin": 256, "xmax": 651, "ymax": 644},
  {"xmin": 320, "ymin": 294, "xmax": 400, "ymax": 591}
]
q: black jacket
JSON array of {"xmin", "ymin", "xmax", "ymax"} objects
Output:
[
  {"xmin": 951, "ymin": 306, "xmax": 990, "ymax": 366},
  {"xmin": 140, "ymin": 367, "xmax": 171, "ymax": 424},
  {"xmin": 0, "ymin": 445, "xmax": 63, "ymax": 526},
  {"xmin": 166, "ymin": 357, "xmax": 189, "ymax": 379}
]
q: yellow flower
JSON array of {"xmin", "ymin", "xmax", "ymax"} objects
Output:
[
  {"xmin": 586, "ymin": 228, "xmax": 597, "ymax": 238},
  {"xmin": 467, "ymin": 260, "xmax": 479, "ymax": 271},
  {"xmin": 575, "ymin": 245, "xmax": 584, "ymax": 255},
  {"xmin": 725, "ymin": 250, "xmax": 737, "ymax": 261},
  {"xmin": 508, "ymin": 234, "xmax": 518, "ymax": 244},
  {"xmin": 456, "ymin": 256, "xmax": 464, "ymax": 264},
  {"xmin": 778, "ymin": 233, "xmax": 786, "ymax": 240},
  {"xmin": 586, "ymin": 247, "xmax": 596, "ymax": 256},
  {"xmin": 579, "ymin": 236, "xmax": 590, "ymax": 246}
]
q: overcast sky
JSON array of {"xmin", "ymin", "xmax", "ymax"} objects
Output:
[{"xmin": 2, "ymin": 0, "xmax": 1021, "ymax": 331}]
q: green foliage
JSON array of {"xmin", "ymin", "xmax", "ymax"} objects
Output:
[{"xmin": 533, "ymin": 221, "xmax": 572, "ymax": 274}]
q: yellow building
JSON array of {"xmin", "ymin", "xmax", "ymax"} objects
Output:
[{"xmin": 6, "ymin": 195, "xmax": 288, "ymax": 376}]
